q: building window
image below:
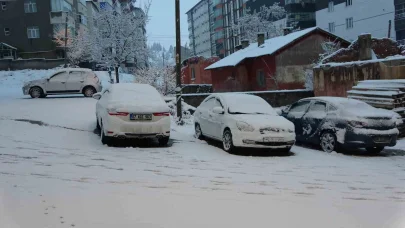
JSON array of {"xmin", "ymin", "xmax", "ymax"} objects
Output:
[
  {"xmin": 346, "ymin": 0, "xmax": 352, "ymax": 6},
  {"xmin": 4, "ymin": 28, "xmax": 10, "ymax": 36},
  {"xmin": 328, "ymin": 1, "xmax": 334, "ymax": 12},
  {"xmin": 328, "ymin": 22, "xmax": 335, "ymax": 32},
  {"xmin": 51, "ymin": 0, "xmax": 72, "ymax": 12},
  {"xmin": 346, "ymin": 17, "xmax": 353, "ymax": 29},
  {"xmin": 27, "ymin": 26, "xmax": 40, "ymax": 39},
  {"xmin": 1, "ymin": 2, "xmax": 6, "ymax": 10},
  {"xmin": 256, "ymin": 70, "xmax": 265, "ymax": 87},
  {"xmin": 191, "ymin": 68, "xmax": 195, "ymax": 80},
  {"xmin": 24, "ymin": 0, "xmax": 37, "ymax": 13}
]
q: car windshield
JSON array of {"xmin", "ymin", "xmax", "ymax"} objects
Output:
[{"xmin": 224, "ymin": 94, "xmax": 278, "ymax": 115}]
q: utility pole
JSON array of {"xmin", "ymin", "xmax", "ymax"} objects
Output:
[
  {"xmin": 64, "ymin": 13, "xmax": 68, "ymax": 68},
  {"xmin": 175, "ymin": 0, "xmax": 183, "ymax": 123}
]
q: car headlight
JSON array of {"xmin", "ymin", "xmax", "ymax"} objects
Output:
[{"xmin": 236, "ymin": 121, "xmax": 255, "ymax": 132}]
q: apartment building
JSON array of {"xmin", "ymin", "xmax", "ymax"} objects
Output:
[
  {"xmin": 316, "ymin": 0, "xmax": 396, "ymax": 42},
  {"xmin": 0, "ymin": 0, "xmax": 89, "ymax": 59},
  {"xmin": 395, "ymin": 0, "xmax": 405, "ymax": 43},
  {"xmin": 186, "ymin": 0, "xmax": 212, "ymax": 57},
  {"xmin": 188, "ymin": 0, "xmax": 317, "ymax": 58}
]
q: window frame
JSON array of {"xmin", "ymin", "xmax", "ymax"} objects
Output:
[
  {"xmin": 307, "ymin": 101, "xmax": 327, "ymax": 114},
  {"xmin": 346, "ymin": 17, "xmax": 353, "ymax": 29},
  {"xmin": 1, "ymin": 2, "xmax": 7, "ymax": 10},
  {"xmin": 346, "ymin": 0, "xmax": 352, "ymax": 6},
  {"xmin": 27, "ymin": 26, "xmax": 40, "ymax": 39},
  {"xmin": 4, "ymin": 28, "xmax": 10, "ymax": 36},
  {"xmin": 328, "ymin": 1, "xmax": 334, "ymax": 12},
  {"xmin": 328, "ymin": 22, "xmax": 335, "ymax": 33},
  {"xmin": 191, "ymin": 67, "xmax": 196, "ymax": 80},
  {"xmin": 24, "ymin": 0, "xmax": 37, "ymax": 13},
  {"xmin": 289, "ymin": 100, "xmax": 311, "ymax": 113}
]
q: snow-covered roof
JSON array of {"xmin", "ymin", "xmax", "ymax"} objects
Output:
[
  {"xmin": 0, "ymin": 42, "xmax": 17, "ymax": 50},
  {"xmin": 301, "ymin": 96, "xmax": 367, "ymax": 106},
  {"xmin": 206, "ymin": 27, "xmax": 336, "ymax": 70}
]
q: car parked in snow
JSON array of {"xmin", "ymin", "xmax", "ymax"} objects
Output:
[
  {"xmin": 22, "ymin": 68, "xmax": 102, "ymax": 98},
  {"xmin": 194, "ymin": 93, "xmax": 296, "ymax": 153},
  {"xmin": 93, "ymin": 83, "xmax": 171, "ymax": 146},
  {"xmin": 281, "ymin": 97, "xmax": 399, "ymax": 153}
]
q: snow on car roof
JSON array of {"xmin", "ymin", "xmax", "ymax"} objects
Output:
[
  {"xmin": 53, "ymin": 68, "xmax": 92, "ymax": 74},
  {"xmin": 301, "ymin": 97, "xmax": 368, "ymax": 106},
  {"xmin": 216, "ymin": 93, "xmax": 277, "ymax": 115},
  {"xmin": 206, "ymin": 27, "xmax": 322, "ymax": 70}
]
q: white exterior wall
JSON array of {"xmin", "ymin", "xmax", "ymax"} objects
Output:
[
  {"xmin": 187, "ymin": 0, "xmax": 211, "ymax": 57},
  {"xmin": 316, "ymin": 0, "xmax": 396, "ymax": 42}
]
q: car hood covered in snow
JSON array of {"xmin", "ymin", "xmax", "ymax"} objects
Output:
[{"xmin": 233, "ymin": 114, "xmax": 294, "ymax": 131}]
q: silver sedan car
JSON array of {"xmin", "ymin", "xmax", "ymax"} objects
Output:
[{"xmin": 22, "ymin": 68, "xmax": 103, "ymax": 98}]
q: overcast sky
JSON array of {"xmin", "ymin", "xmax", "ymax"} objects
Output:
[{"xmin": 145, "ymin": 0, "xmax": 200, "ymax": 49}]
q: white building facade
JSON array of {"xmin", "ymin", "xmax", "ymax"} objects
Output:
[
  {"xmin": 316, "ymin": 0, "xmax": 396, "ymax": 42},
  {"xmin": 187, "ymin": 0, "xmax": 212, "ymax": 57}
]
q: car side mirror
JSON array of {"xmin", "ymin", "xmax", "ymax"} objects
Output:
[
  {"xmin": 93, "ymin": 92, "xmax": 102, "ymax": 100},
  {"xmin": 47, "ymin": 78, "xmax": 50, "ymax": 81},
  {"xmin": 281, "ymin": 105, "xmax": 291, "ymax": 114},
  {"xmin": 213, "ymin": 107, "xmax": 224, "ymax": 114}
]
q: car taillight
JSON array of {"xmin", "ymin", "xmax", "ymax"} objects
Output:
[
  {"xmin": 108, "ymin": 111, "xmax": 129, "ymax": 116},
  {"xmin": 153, "ymin": 112, "xmax": 170, "ymax": 116}
]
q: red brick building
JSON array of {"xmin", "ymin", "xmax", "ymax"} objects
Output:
[
  {"xmin": 205, "ymin": 27, "xmax": 349, "ymax": 92},
  {"xmin": 181, "ymin": 56, "xmax": 220, "ymax": 85}
]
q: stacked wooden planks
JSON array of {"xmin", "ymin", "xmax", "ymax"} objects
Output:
[{"xmin": 348, "ymin": 80, "xmax": 405, "ymax": 136}]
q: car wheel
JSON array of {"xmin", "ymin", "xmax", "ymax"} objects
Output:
[
  {"xmin": 195, "ymin": 123, "xmax": 204, "ymax": 140},
  {"xmin": 320, "ymin": 132, "xmax": 337, "ymax": 153},
  {"xmin": 366, "ymin": 146, "xmax": 384, "ymax": 154},
  {"xmin": 83, "ymin": 86, "xmax": 96, "ymax": 97},
  {"xmin": 158, "ymin": 136, "xmax": 170, "ymax": 146},
  {"xmin": 101, "ymin": 125, "xmax": 112, "ymax": 145},
  {"xmin": 29, "ymin": 87, "xmax": 43, "ymax": 98},
  {"xmin": 223, "ymin": 129, "xmax": 235, "ymax": 153},
  {"xmin": 39, "ymin": 94, "xmax": 47, "ymax": 98}
]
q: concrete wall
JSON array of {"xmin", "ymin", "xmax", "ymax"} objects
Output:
[
  {"xmin": 0, "ymin": 59, "xmax": 65, "ymax": 70},
  {"xmin": 314, "ymin": 57, "xmax": 405, "ymax": 97},
  {"xmin": 316, "ymin": 0, "xmax": 395, "ymax": 42},
  {"xmin": 182, "ymin": 90, "xmax": 314, "ymax": 108}
]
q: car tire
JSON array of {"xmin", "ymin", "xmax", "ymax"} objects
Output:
[
  {"xmin": 29, "ymin": 86, "xmax": 43, "ymax": 99},
  {"xmin": 223, "ymin": 129, "xmax": 235, "ymax": 153},
  {"xmin": 320, "ymin": 131, "xmax": 337, "ymax": 153},
  {"xmin": 101, "ymin": 125, "xmax": 112, "ymax": 146},
  {"xmin": 158, "ymin": 136, "xmax": 170, "ymax": 146},
  {"xmin": 366, "ymin": 146, "xmax": 384, "ymax": 154},
  {"xmin": 83, "ymin": 86, "xmax": 96, "ymax": 97},
  {"xmin": 39, "ymin": 94, "xmax": 47, "ymax": 98},
  {"xmin": 195, "ymin": 123, "xmax": 204, "ymax": 140}
]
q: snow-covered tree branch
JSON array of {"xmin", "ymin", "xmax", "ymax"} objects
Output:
[
  {"xmin": 231, "ymin": 3, "xmax": 286, "ymax": 43},
  {"xmin": 89, "ymin": 0, "xmax": 151, "ymax": 82},
  {"xmin": 317, "ymin": 39, "xmax": 342, "ymax": 64},
  {"xmin": 132, "ymin": 66, "xmax": 176, "ymax": 96}
]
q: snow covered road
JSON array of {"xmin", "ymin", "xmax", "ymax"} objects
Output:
[{"xmin": 0, "ymin": 91, "xmax": 405, "ymax": 227}]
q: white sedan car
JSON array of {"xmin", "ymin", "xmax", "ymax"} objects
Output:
[
  {"xmin": 194, "ymin": 93, "xmax": 296, "ymax": 153},
  {"xmin": 93, "ymin": 83, "xmax": 171, "ymax": 146}
]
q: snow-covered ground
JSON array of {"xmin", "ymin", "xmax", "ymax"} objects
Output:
[{"xmin": 1, "ymin": 70, "xmax": 405, "ymax": 228}]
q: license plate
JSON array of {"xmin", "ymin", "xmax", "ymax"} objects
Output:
[
  {"xmin": 374, "ymin": 136, "xmax": 391, "ymax": 143},
  {"xmin": 263, "ymin": 137, "xmax": 284, "ymax": 142},
  {"xmin": 130, "ymin": 114, "xmax": 152, "ymax": 121}
]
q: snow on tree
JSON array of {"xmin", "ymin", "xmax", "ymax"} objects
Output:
[
  {"xmin": 132, "ymin": 66, "xmax": 176, "ymax": 96},
  {"xmin": 89, "ymin": 1, "xmax": 151, "ymax": 83},
  {"xmin": 53, "ymin": 27, "xmax": 92, "ymax": 66},
  {"xmin": 231, "ymin": 3, "xmax": 286, "ymax": 43},
  {"xmin": 317, "ymin": 39, "xmax": 342, "ymax": 64}
]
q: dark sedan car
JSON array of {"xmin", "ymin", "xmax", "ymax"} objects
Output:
[{"xmin": 281, "ymin": 97, "xmax": 398, "ymax": 153}]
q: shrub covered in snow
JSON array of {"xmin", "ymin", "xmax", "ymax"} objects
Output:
[{"xmin": 165, "ymin": 97, "xmax": 196, "ymax": 124}]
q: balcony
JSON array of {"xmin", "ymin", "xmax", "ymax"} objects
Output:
[{"xmin": 49, "ymin": 11, "xmax": 75, "ymax": 26}]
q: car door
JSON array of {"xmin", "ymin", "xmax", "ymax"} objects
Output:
[
  {"xmin": 46, "ymin": 71, "xmax": 69, "ymax": 93},
  {"xmin": 66, "ymin": 71, "xmax": 84, "ymax": 92},
  {"xmin": 207, "ymin": 98, "xmax": 226, "ymax": 139},
  {"xmin": 302, "ymin": 101, "xmax": 328, "ymax": 143},
  {"xmin": 197, "ymin": 98, "xmax": 216, "ymax": 137},
  {"xmin": 285, "ymin": 100, "xmax": 311, "ymax": 141}
]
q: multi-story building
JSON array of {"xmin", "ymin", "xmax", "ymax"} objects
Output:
[
  {"xmin": 316, "ymin": 0, "xmax": 396, "ymax": 42},
  {"xmin": 395, "ymin": 0, "xmax": 405, "ymax": 43},
  {"xmin": 186, "ymin": 0, "xmax": 212, "ymax": 57},
  {"xmin": 0, "ymin": 0, "xmax": 89, "ymax": 59},
  {"xmin": 188, "ymin": 0, "xmax": 317, "ymax": 58}
]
